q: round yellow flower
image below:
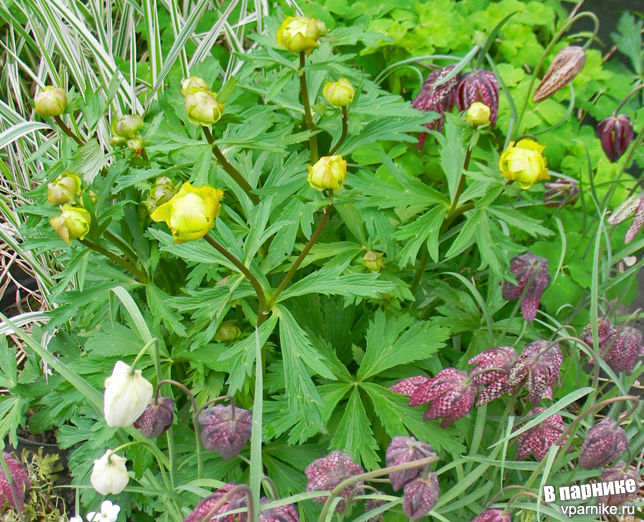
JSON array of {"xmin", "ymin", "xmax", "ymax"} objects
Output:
[
  {"xmin": 49, "ymin": 205, "xmax": 91, "ymax": 245},
  {"xmin": 185, "ymin": 90, "xmax": 224, "ymax": 126},
  {"xmin": 465, "ymin": 102, "xmax": 491, "ymax": 127},
  {"xmin": 47, "ymin": 172, "xmax": 82, "ymax": 205},
  {"xmin": 34, "ymin": 86, "xmax": 67, "ymax": 117},
  {"xmin": 307, "ymin": 155, "xmax": 347, "ymax": 191},
  {"xmin": 276, "ymin": 16, "xmax": 321, "ymax": 55},
  {"xmin": 323, "ymin": 78, "xmax": 355, "ymax": 108},
  {"xmin": 149, "ymin": 182, "xmax": 223, "ymax": 243},
  {"xmin": 499, "ymin": 139, "xmax": 549, "ymax": 189}
]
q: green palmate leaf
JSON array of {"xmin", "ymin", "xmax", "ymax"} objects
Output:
[
  {"xmin": 487, "ymin": 206, "xmax": 553, "ymax": 237},
  {"xmin": 394, "ymin": 205, "xmax": 447, "ymax": 266},
  {"xmin": 432, "ymin": 118, "xmax": 467, "ymax": 203},
  {"xmin": 340, "ymin": 117, "xmax": 433, "ymax": 154},
  {"xmin": 330, "ymin": 388, "xmax": 380, "ymax": 470},
  {"xmin": 357, "ymin": 311, "xmax": 448, "ymax": 381},
  {"xmin": 445, "ymin": 208, "xmax": 484, "ymax": 258},
  {"xmin": 145, "ymin": 284, "xmax": 188, "ymax": 337},
  {"xmin": 0, "ymin": 395, "xmax": 26, "ymax": 447}
]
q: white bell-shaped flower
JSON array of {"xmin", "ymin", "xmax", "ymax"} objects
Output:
[
  {"xmin": 90, "ymin": 451, "xmax": 129, "ymax": 496},
  {"xmin": 104, "ymin": 361, "xmax": 153, "ymax": 427}
]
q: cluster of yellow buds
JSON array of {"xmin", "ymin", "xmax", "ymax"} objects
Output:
[
  {"xmin": 111, "ymin": 114, "xmax": 145, "ymax": 155},
  {"xmin": 181, "ymin": 76, "xmax": 225, "ymax": 127},
  {"xmin": 45, "ymin": 171, "xmax": 94, "ymax": 244}
]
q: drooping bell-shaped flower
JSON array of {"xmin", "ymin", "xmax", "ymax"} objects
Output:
[
  {"xmin": 581, "ymin": 317, "xmax": 614, "ymax": 348},
  {"xmin": 0, "ymin": 452, "xmax": 30, "ymax": 510},
  {"xmin": 607, "ymin": 194, "xmax": 644, "ymax": 244},
  {"xmin": 104, "ymin": 361, "xmax": 154, "ymax": 428},
  {"xmin": 596, "ymin": 114, "xmax": 634, "ymax": 163},
  {"xmin": 502, "ymin": 252, "xmax": 551, "ymax": 322},
  {"xmin": 468, "ymin": 347, "xmax": 518, "ymax": 406},
  {"xmin": 90, "ymin": 450, "xmax": 129, "ymax": 495},
  {"xmin": 134, "ymin": 397, "xmax": 175, "ymax": 438},
  {"xmin": 183, "ymin": 483, "xmax": 248, "ymax": 522},
  {"xmin": 508, "ymin": 340, "xmax": 562, "ymax": 404},
  {"xmin": 385, "ymin": 436, "xmax": 435, "ymax": 491},
  {"xmin": 516, "ymin": 408, "xmax": 567, "ymax": 461},
  {"xmin": 402, "ymin": 473, "xmax": 440, "ymax": 520},
  {"xmin": 305, "ymin": 450, "xmax": 365, "ymax": 512},
  {"xmin": 544, "ymin": 179, "xmax": 579, "ymax": 207},
  {"xmin": 597, "ymin": 462, "xmax": 639, "ymax": 506},
  {"xmin": 579, "ymin": 418, "xmax": 628, "ymax": 469},
  {"xmin": 199, "ymin": 404, "xmax": 252, "ymax": 459},
  {"xmin": 600, "ymin": 326, "xmax": 643, "ymax": 375},
  {"xmin": 533, "ymin": 46, "xmax": 586, "ymax": 102},
  {"xmin": 470, "ymin": 509, "xmax": 513, "ymax": 522},
  {"xmin": 258, "ymin": 498, "xmax": 300, "ymax": 522},
  {"xmin": 457, "ymin": 70, "xmax": 500, "ymax": 127},
  {"xmin": 411, "ymin": 65, "xmax": 460, "ymax": 148},
  {"xmin": 390, "ymin": 376, "xmax": 431, "ymax": 398},
  {"xmin": 407, "ymin": 368, "xmax": 477, "ymax": 427}
]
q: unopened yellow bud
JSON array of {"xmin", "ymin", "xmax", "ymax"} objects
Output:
[
  {"xmin": 181, "ymin": 76, "xmax": 209, "ymax": 95},
  {"xmin": 276, "ymin": 16, "xmax": 322, "ymax": 55},
  {"xmin": 113, "ymin": 115, "xmax": 144, "ymax": 139},
  {"xmin": 363, "ymin": 250, "xmax": 385, "ymax": 272},
  {"xmin": 465, "ymin": 102, "xmax": 491, "ymax": 127},
  {"xmin": 215, "ymin": 321, "xmax": 241, "ymax": 342},
  {"xmin": 34, "ymin": 86, "xmax": 67, "ymax": 117},
  {"xmin": 49, "ymin": 206, "xmax": 91, "ymax": 245},
  {"xmin": 185, "ymin": 90, "xmax": 224, "ymax": 126},
  {"xmin": 307, "ymin": 155, "xmax": 347, "ymax": 191},
  {"xmin": 323, "ymin": 78, "xmax": 355, "ymax": 108},
  {"xmin": 47, "ymin": 172, "xmax": 82, "ymax": 205}
]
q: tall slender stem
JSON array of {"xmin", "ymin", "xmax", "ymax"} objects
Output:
[
  {"xmin": 613, "ymin": 83, "xmax": 644, "ymax": 115},
  {"xmin": 53, "ymin": 115, "xmax": 84, "ymax": 146},
  {"xmin": 79, "ymin": 238, "xmax": 149, "ymax": 283},
  {"xmin": 200, "ymin": 484, "xmax": 254, "ymax": 522},
  {"xmin": 249, "ymin": 328, "xmax": 264, "ymax": 522},
  {"xmin": 104, "ymin": 230, "xmax": 138, "ymax": 261},
  {"xmin": 201, "ymin": 126, "xmax": 259, "ymax": 205},
  {"xmin": 329, "ymin": 106, "xmax": 348, "ymax": 155},
  {"xmin": 299, "ymin": 52, "xmax": 319, "ymax": 163}
]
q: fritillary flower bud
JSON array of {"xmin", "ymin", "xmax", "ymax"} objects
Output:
[
  {"xmin": 145, "ymin": 176, "xmax": 179, "ymax": 214},
  {"xmin": 500, "ymin": 140, "xmax": 549, "ymax": 190},
  {"xmin": 49, "ymin": 205, "xmax": 91, "ymax": 245},
  {"xmin": 386, "ymin": 436, "xmax": 435, "ymax": 491},
  {"xmin": 502, "ymin": 252, "xmax": 551, "ymax": 323},
  {"xmin": 113, "ymin": 115, "xmax": 144, "ymax": 139},
  {"xmin": 150, "ymin": 181, "xmax": 224, "ymax": 243},
  {"xmin": 258, "ymin": 498, "xmax": 300, "ymax": 522},
  {"xmin": 215, "ymin": 321, "xmax": 241, "ymax": 342},
  {"xmin": 104, "ymin": 360, "xmax": 154, "ymax": 427},
  {"xmin": 411, "ymin": 65, "xmax": 460, "ymax": 148},
  {"xmin": 323, "ymin": 78, "xmax": 355, "ymax": 108},
  {"xmin": 601, "ymin": 326, "xmax": 643, "ymax": 375},
  {"xmin": 470, "ymin": 509, "xmax": 513, "ymax": 522},
  {"xmin": 307, "ymin": 155, "xmax": 347, "ymax": 191},
  {"xmin": 0, "ymin": 452, "xmax": 30, "ymax": 510},
  {"xmin": 34, "ymin": 86, "xmax": 67, "ymax": 117},
  {"xmin": 608, "ymin": 194, "xmax": 644, "ymax": 244},
  {"xmin": 579, "ymin": 418, "xmax": 628, "ymax": 469},
  {"xmin": 363, "ymin": 250, "xmax": 385, "ymax": 272},
  {"xmin": 598, "ymin": 462, "xmax": 639, "ymax": 506},
  {"xmin": 533, "ymin": 46, "xmax": 586, "ymax": 102},
  {"xmin": 185, "ymin": 90, "xmax": 224, "ymax": 126},
  {"xmin": 544, "ymin": 179, "xmax": 579, "ymax": 207},
  {"xmin": 596, "ymin": 115, "xmax": 634, "ymax": 163},
  {"xmin": 468, "ymin": 347, "xmax": 518, "ymax": 406},
  {"xmin": 516, "ymin": 407, "xmax": 567, "ymax": 461},
  {"xmin": 406, "ymin": 368, "xmax": 476, "ymax": 427},
  {"xmin": 181, "ymin": 76, "xmax": 209, "ymax": 96},
  {"xmin": 457, "ymin": 70, "xmax": 499, "ymax": 126},
  {"xmin": 305, "ymin": 451, "xmax": 364, "ymax": 512},
  {"xmin": 134, "ymin": 397, "xmax": 175, "ymax": 438},
  {"xmin": 276, "ymin": 16, "xmax": 322, "ymax": 55},
  {"xmin": 90, "ymin": 450, "xmax": 129, "ymax": 495},
  {"xmin": 508, "ymin": 339, "xmax": 562, "ymax": 404},
  {"xmin": 184, "ymin": 483, "xmax": 248, "ymax": 522},
  {"xmin": 364, "ymin": 494, "xmax": 386, "ymax": 522},
  {"xmin": 465, "ymin": 102, "xmax": 491, "ymax": 127},
  {"xmin": 199, "ymin": 404, "xmax": 252, "ymax": 459},
  {"xmin": 47, "ymin": 172, "xmax": 82, "ymax": 205},
  {"xmin": 402, "ymin": 473, "xmax": 440, "ymax": 520}
]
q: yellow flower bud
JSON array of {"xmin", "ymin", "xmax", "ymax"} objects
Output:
[
  {"xmin": 146, "ymin": 177, "xmax": 178, "ymax": 213},
  {"xmin": 276, "ymin": 16, "xmax": 321, "ymax": 55},
  {"xmin": 149, "ymin": 182, "xmax": 224, "ymax": 243},
  {"xmin": 315, "ymin": 19, "xmax": 328, "ymax": 36},
  {"xmin": 34, "ymin": 86, "xmax": 67, "ymax": 117},
  {"xmin": 126, "ymin": 136, "xmax": 145, "ymax": 156},
  {"xmin": 307, "ymin": 155, "xmax": 347, "ymax": 191},
  {"xmin": 110, "ymin": 135, "xmax": 127, "ymax": 147},
  {"xmin": 323, "ymin": 78, "xmax": 355, "ymax": 108},
  {"xmin": 185, "ymin": 90, "xmax": 224, "ymax": 126},
  {"xmin": 465, "ymin": 102, "xmax": 491, "ymax": 127},
  {"xmin": 181, "ymin": 76, "xmax": 209, "ymax": 95},
  {"xmin": 215, "ymin": 321, "xmax": 241, "ymax": 342},
  {"xmin": 47, "ymin": 172, "xmax": 82, "ymax": 205},
  {"xmin": 500, "ymin": 139, "xmax": 550, "ymax": 189},
  {"xmin": 113, "ymin": 115, "xmax": 144, "ymax": 139},
  {"xmin": 363, "ymin": 250, "xmax": 385, "ymax": 272},
  {"xmin": 49, "ymin": 205, "xmax": 91, "ymax": 245}
]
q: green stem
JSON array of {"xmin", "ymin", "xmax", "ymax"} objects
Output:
[
  {"xmin": 130, "ymin": 338, "xmax": 158, "ymax": 374},
  {"xmin": 613, "ymin": 83, "xmax": 644, "ymax": 115},
  {"xmin": 79, "ymin": 238, "xmax": 149, "ymax": 284},
  {"xmin": 104, "ymin": 230, "xmax": 138, "ymax": 261},
  {"xmin": 329, "ymin": 106, "xmax": 348, "ymax": 155},
  {"xmin": 502, "ymin": 491, "xmax": 540, "ymax": 515},
  {"xmin": 266, "ymin": 195, "xmax": 333, "ymax": 309},
  {"xmin": 196, "ymin": 395, "xmax": 235, "ymax": 419},
  {"xmin": 299, "ymin": 52, "xmax": 319, "ymax": 163},
  {"xmin": 249, "ymin": 328, "xmax": 264, "ymax": 522},
  {"xmin": 201, "ymin": 126, "xmax": 259, "ymax": 205},
  {"xmin": 53, "ymin": 115, "xmax": 84, "ymax": 146}
]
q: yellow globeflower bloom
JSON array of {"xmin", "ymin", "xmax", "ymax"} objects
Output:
[
  {"xmin": 307, "ymin": 155, "xmax": 347, "ymax": 191},
  {"xmin": 276, "ymin": 16, "xmax": 322, "ymax": 55},
  {"xmin": 499, "ymin": 139, "xmax": 549, "ymax": 189}
]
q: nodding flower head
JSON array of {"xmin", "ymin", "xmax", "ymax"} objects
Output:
[
  {"xmin": 544, "ymin": 179, "xmax": 579, "ymax": 208},
  {"xmin": 456, "ymin": 70, "xmax": 500, "ymax": 127},
  {"xmin": 581, "ymin": 317, "xmax": 614, "ymax": 348},
  {"xmin": 199, "ymin": 404, "xmax": 252, "ymax": 459},
  {"xmin": 402, "ymin": 473, "xmax": 440, "ymax": 520},
  {"xmin": 598, "ymin": 462, "xmax": 640, "ymax": 506},
  {"xmin": 607, "ymin": 194, "xmax": 644, "ymax": 245},
  {"xmin": 502, "ymin": 252, "xmax": 551, "ymax": 322},
  {"xmin": 596, "ymin": 114, "xmax": 634, "ymax": 163},
  {"xmin": 385, "ymin": 436, "xmax": 435, "ymax": 491},
  {"xmin": 508, "ymin": 339, "xmax": 562, "ymax": 404},
  {"xmin": 0, "ymin": 452, "xmax": 30, "ymax": 510},
  {"xmin": 364, "ymin": 494, "xmax": 387, "ymax": 522},
  {"xmin": 258, "ymin": 498, "xmax": 300, "ymax": 522},
  {"xmin": 516, "ymin": 407, "xmax": 567, "ymax": 461},
  {"xmin": 405, "ymin": 368, "xmax": 477, "ymax": 428},
  {"xmin": 134, "ymin": 397, "xmax": 175, "ymax": 438},
  {"xmin": 390, "ymin": 376, "xmax": 431, "ymax": 398},
  {"xmin": 468, "ymin": 346, "xmax": 518, "ymax": 406},
  {"xmin": 305, "ymin": 451, "xmax": 364, "ymax": 512},
  {"xmin": 600, "ymin": 326, "xmax": 643, "ymax": 375},
  {"xmin": 579, "ymin": 418, "xmax": 628, "ymax": 469},
  {"xmin": 183, "ymin": 483, "xmax": 248, "ymax": 522},
  {"xmin": 533, "ymin": 46, "xmax": 586, "ymax": 102},
  {"xmin": 470, "ymin": 509, "xmax": 513, "ymax": 522}
]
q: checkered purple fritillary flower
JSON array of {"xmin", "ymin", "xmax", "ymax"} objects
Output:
[
  {"xmin": 403, "ymin": 473, "xmax": 440, "ymax": 520},
  {"xmin": 516, "ymin": 408, "xmax": 567, "ymax": 461},
  {"xmin": 596, "ymin": 114, "xmax": 634, "ymax": 163},
  {"xmin": 199, "ymin": 404, "xmax": 252, "ymax": 459},
  {"xmin": 508, "ymin": 340, "xmax": 562, "ymax": 404},
  {"xmin": 258, "ymin": 498, "xmax": 299, "ymax": 522},
  {"xmin": 364, "ymin": 494, "xmax": 386, "ymax": 522},
  {"xmin": 470, "ymin": 509, "xmax": 512, "ymax": 522},
  {"xmin": 579, "ymin": 418, "xmax": 628, "ymax": 469},
  {"xmin": 597, "ymin": 462, "xmax": 640, "ymax": 506},
  {"xmin": 386, "ymin": 436, "xmax": 435, "ymax": 491},
  {"xmin": 305, "ymin": 450, "xmax": 364, "ymax": 512},
  {"xmin": 602, "ymin": 326, "xmax": 643, "ymax": 375},
  {"xmin": 502, "ymin": 252, "xmax": 551, "ymax": 323},
  {"xmin": 411, "ymin": 65, "xmax": 460, "ymax": 148},
  {"xmin": 134, "ymin": 397, "xmax": 175, "ymax": 438},
  {"xmin": 581, "ymin": 317, "xmax": 614, "ymax": 348},
  {"xmin": 468, "ymin": 347, "xmax": 518, "ymax": 406},
  {"xmin": 608, "ymin": 194, "xmax": 644, "ymax": 244},
  {"xmin": 400, "ymin": 368, "xmax": 476, "ymax": 427},
  {"xmin": 0, "ymin": 452, "xmax": 30, "ymax": 510},
  {"xmin": 183, "ymin": 483, "xmax": 247, "ymax": 522},
  {"xmin": 533, "ymin": 46, "xmax": 586, "ymax": 102},
  {"xmin": 457, "ymin": 70, "xmax": 500, "ymax": 127}
]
